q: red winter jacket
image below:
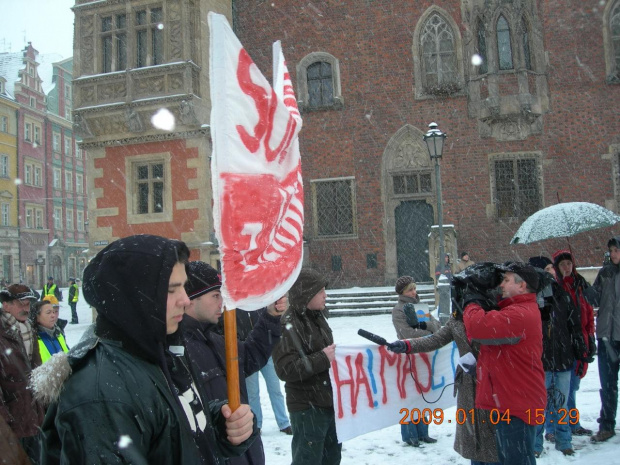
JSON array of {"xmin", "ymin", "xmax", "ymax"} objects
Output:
[{"xmin": 464, "ymin": 293, "xmax": 546, "ymax": 425}]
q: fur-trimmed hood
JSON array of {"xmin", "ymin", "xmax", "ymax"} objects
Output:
[{"xmin": 30, "ymin": 326, "xmax": 97, "ymax": 406}]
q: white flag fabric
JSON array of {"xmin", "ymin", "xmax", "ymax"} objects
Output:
[
  {"xmin": 208, "ymin": 13, "xmax": 304, "ymax": 310},
  {"xmin": 330, "ymin": 343, "xmax": 458, "ymax": 442}
]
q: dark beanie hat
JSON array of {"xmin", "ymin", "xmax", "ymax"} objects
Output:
[
  {"xmin": 460, "ymin": 251, "xmax": 469, "ymax": 258},
  {"xmin": 185, "ymin": 261, "xmax": 222, "ymax": 300},
  {"xmin": 497, "ymin": 261, "xmax": 539, "ymax": 292},
  {"xmin": 395, "ymin": 276, "xmax": 415, "ymax": 295},
  {"xmin": 608, "ymin": 236, "xmax": 620, "ymax": 249},
  {"xmin": 528, "ymin": 256, "xmax": 552, "ymax": 270}
]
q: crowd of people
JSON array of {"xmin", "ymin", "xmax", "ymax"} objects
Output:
[
  {"xmin": 387, "ymin": 238, "xmax": 620, "ymax": 465},
  {"xmin": 2, "ymin": 234, "xmax": 620, "ymax": 465}
]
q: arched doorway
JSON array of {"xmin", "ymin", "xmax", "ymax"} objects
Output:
[
  {"xmin": 382, "ymin": 125, "xmax": 435, "ymax": 283},
  {"xmin": 395, "ymin": 200, "xmax": 434, "ymax": 280}
]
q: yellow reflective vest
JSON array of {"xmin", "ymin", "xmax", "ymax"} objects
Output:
[
  {"xmin": 70, "ymin": 283, "xmax": 79, "ymax": 303},
  {"xmin": 38, "ymin": 333, "xmax": 69, "ymax": 363},
  {"xmin": 43, "ymin": 283, "xmax": 58, "ymax": 298}
]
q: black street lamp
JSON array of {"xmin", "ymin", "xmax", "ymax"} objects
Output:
[{"xmin": 423, "ymin": 122, "xmax": 448, "ymax": 320}]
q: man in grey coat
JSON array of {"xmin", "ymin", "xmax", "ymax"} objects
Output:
[{"xmin": 585, "ymin": 235, "xmax": 620, "ymax": 443}]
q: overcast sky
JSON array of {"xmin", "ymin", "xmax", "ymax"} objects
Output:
[{"xmin": 0, "ymin": 0, "xmax": 75, "ymax": 59}]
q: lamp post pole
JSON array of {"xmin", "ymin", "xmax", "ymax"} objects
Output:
[
  {"xmin": 423, "ymin": 122, "xmax": 448, "ymax": 323},
  {"xmin": 434, "ymin": 155, "xmax": 444, "ymax": 272}
]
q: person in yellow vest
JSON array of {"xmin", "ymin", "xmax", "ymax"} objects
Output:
[
  {"xmin": 32, "ymin": 298, "xmax": 69, "ymax": 364},
  {"xmin": 68, "ymin": 277, "xmax": 79, "ymax": 324},
  {"xmin": 41, "ymin": 276, "xmax": 62, "ymax": 303}
]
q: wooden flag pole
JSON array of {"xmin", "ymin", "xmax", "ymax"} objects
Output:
[{"xmin": 224, "ymin": 307, "xmax": 240, "ymax": 411}]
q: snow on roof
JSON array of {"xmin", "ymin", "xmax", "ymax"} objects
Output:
[
  {"xmin": 0, "ymin": 50, "xmax": 67, "ymax": 98},
  {"xmin": 39, "ymin": 52, "xmax": 64, "ymax": 94},
  {"xmin": 0, "ymin": 51, "xmax": 24, "ymax": 97}
]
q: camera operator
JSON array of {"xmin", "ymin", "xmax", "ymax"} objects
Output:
[{"xmin": 462, "ymin": 262, "xmax": 546, "ymax": 465}]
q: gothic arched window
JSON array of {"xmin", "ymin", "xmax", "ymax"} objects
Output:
[
  {"xmin": 521, "ymin": 17, "xmax": 532, "ymax": 70},
  {"xmin": 421, "ymin": 13, "xmax": 458, "ymax": 88},
  {"xmin": 477, "ymin": 20, "xmax": 488, "ymax": 74},
  {"xmin": 497, "ymin": 15, "xmax": 514, "ymax": 70},
  {"xmin": 611, "ymin": 2, "xmax": 620, "ymax": 77}
]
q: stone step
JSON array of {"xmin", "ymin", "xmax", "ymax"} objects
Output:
[{"xmin": 325, "ymin": 284, "xmax": 437, "ymax": 317}]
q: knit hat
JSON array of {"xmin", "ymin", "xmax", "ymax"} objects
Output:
[
  {"xmin": 528, "ymin": 256, "xmax": 552, "ymax": 270},
  {"xmin": 0, "ymin": 284, "xmax": 37, "ymax": 303},
  {"xmin": 496, "ymin": 261, "xmax": 540, "ymax": 292},
  {"xmin": 395, "ymin": 276, "xmax": 415, "ymax": 295},
  {"xmin": 552, "ymin": 249, "xmax": 573, "ymax": 268},
  {"xmin": 460, "ymin": 251, "xmax": 469, "ymax": 259},
  {"xmin": 185, "ymin": 261, "xmax": 221, "ymax": 300}
]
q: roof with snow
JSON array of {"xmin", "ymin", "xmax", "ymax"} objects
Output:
[{"xmin": 0, "ymin": 48, "xmax": 64, "ymax": 97}]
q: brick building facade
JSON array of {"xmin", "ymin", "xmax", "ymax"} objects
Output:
[
  {"xmin": 72, "ymin": 0, "xmax": 229, "ymax": 265},
  {"xmin": 233, "ymin": 0, "xmax": 620, "ymax": 287}
]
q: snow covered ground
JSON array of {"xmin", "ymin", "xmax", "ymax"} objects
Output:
[{"xmin": 60, "ymin": 290, "xmax": 620, "ymax": 464}]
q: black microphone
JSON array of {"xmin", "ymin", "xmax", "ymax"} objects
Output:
[{"xmin": 358, "ymin": 329, "xmax": 388, "ymax": 346}]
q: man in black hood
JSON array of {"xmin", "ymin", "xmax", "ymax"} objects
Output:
[
  {"xmin": 33, "ymin": 235, "xmax": 255, "ymax": 464},
  {"xmin": 584, "ymin": 235, "xmax": 620, "ymax": 443},
  {"xmin": 272, "ymin": 268, "xmax": 341, "ymax": 465}
]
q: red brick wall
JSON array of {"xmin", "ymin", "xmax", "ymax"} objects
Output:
[
  {"xmin": 95, "ymin": 139, "xmax": 199, "ymax": 240},
  {"xmin": 234, "ymin": 0, "xmax": 620, "ymax": 286}
]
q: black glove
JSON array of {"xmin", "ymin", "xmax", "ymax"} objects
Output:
[
  {"xmin": 462, "ymin": 290, "xmax": 488, "ymax": 308},
  {"xmin": 403, "ymin": 303, "xmax": 427, "ymax": 330},
  {"xmin": 586, "ymin": 335, "xmax": 597, "ymax": 362},
  {"xmin": 387, "ymin": 340, "xmax": 410, "ymax": 354}
]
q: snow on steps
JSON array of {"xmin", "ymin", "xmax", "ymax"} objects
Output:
[{"xmin": 326, "ymin": 283, "xmax": 436, "ymax": 317}]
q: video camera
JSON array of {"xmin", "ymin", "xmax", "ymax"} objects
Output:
[{"xmin": 451, "ymin": 262, "xmax": 502, "ymax": 316}]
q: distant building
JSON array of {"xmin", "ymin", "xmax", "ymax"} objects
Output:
[
  {"xmin": 0, "ymin": 44, "xmax": 89, "ymax": 288},
  {"xmin": 46, "ymin": 57, "xmax": 89, "ymax": 281},
  {"xmin": 0, "ymin": 76, "xmax": 20, "ymax": 283},
  {"xmin": 72, "ymin": 0, "xmax": 228, "ymax": 266},
  {"xmin": 71, "ymin": 0, "xmax": 620, "ymax": 288}
]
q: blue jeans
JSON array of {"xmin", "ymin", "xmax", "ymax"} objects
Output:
[
  {"xmin": 472, "ymin": 461, "xmax": 501, "ymax": 465},
  {"xmin": 246, "ymin": 357, "xmax": 291, "ymax": 430},
  {"xmin": 567, "ymin": 360, "xmax": 583, "ymax": 431},
  {"xmin": 400, "ymin": 411, "xmax": 430, "ymax": 442},
  {"xmin": 495, "ymin": 416, "xmax": 536, "ymax": 465},
  {"xmin": 290, "ymin": 407, "xmax": 341, "ymax": 465},
  {"xmin": 597, "ymin": 338, "xmax": 620, "ymax": 432},
  {"xmin": 536, "ymin": 370, "xmax": 572, "ymax": 452}
]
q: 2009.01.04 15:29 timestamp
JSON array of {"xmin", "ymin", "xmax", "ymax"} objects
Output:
[{"xmin": 399, "ymin": 408, "xmax": 512, "ymax": 425}]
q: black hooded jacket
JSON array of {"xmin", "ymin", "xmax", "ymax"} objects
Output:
[
  {"xmin": 272, "ymin": 269, "xmax": 333, "ymax": 412},
  {"xmin": 37, "ymin": 235, "xmax": 248, "ymax": 465},
  {"xmin": 539, "ymin": 279, "xmax": 586, "ymax": 372}
]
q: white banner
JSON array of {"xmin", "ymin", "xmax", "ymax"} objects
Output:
[
  {"xmin": 208, "ymin": 13, "xmax": 304, "ymax": 310},
  {"xmin": 330, "ymin": 343, "xmax": 459, "ymax": 442}
]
